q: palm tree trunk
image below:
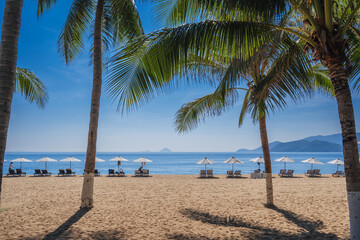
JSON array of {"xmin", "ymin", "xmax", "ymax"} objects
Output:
[
  {"xmin": 328, "ymin": 61, "xmax": 360, "ymax": 239},
  {"xmin": 0, "ymin": 0, "xmax": 23, "ymax": 203},
  {"xmin": 80, "ymin": 0, "xmax": 104, "ymax": 209},
  {"xmin": 259, "ymin": 116, "xmax": 274, "ymax": 206}
]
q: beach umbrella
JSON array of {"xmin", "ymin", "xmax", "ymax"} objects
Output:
[
  {"xmin": 249, "ymin": 156, "xmax": 264, "ymax": 170},
  {"xmin": 36, "ymin": 157, "xmax": 57, "ymax": 170},
  {"xmin": 95, "ymin": 157, "xmax": 106, "ymax": 162},
  {"xmin": 110, "ymin": 156, "xmax": 128, "ymax": 172},
  {"xmin": 327, "ymin": 158, "xmax": 344, "ymax": 171},
  {"xmin": 134, "ymin": 157, "xmax": 152, "ymax": 168},
  {"xmin": 224, "ymin": 157, "xmax": 243, "ymax": 171},
  {"xmin": 12, "ymin": 157, "xmax": 32, "ymax": 170},
  {"xmin": 301, "ymin": 157, "xmax": 323, "ymax": 170},
  {"xmin": 196, "ymin": 157, "xmax": 215, "ymax": 171},
  {"xmin": 274, "ymin": 156, "xmax": 295, "ymax": 170},
  {"xmin": 60, "ymin": 156, "xmax": 81, "ymax": 168}
]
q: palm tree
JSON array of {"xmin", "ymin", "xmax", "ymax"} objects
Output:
[
  {"xmin": 0, "ymin": 0, "xmax": 24, "ymax": 202},
  {"xmin": 0, "ymin": 66, "xmax": 48, "ymax": 201},
  {"xmin": 108, "ymin": 1, "xmax": 360, "ymax": 236},
  {"xmin": 48, "ymin": 0, "xmax": 143, "ymax": 208}
]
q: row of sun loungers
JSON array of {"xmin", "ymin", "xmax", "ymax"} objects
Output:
[
  {"xmin": 6, "ymin": 169, "xmax": 26, "ymax": 177},
  {"xmin": 226, "ymin": 170, "xmax": 242, "ymax": 178},
  {"xmin": 199, "ymin": 170, "xmax": 214, "ymax": 178},
  {"xmin": 279, "ymin": 169, "xmax": 294, "ymax": 177},
  {"xmin": 305, "ymin": 169, "xmax": 321, "ymax": 177}
]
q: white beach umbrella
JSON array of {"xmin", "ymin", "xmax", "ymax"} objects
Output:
[
  {"xmin": 110, "ymin": 156, "xmax": 128, "ymax": 171},
  {"xmin": 327, "ymin": 158, "xmax": 344, "ymax": 171},
  {"xmin": 36, "ymin": 157, "xmax": 57, "ymax": 170},
  {"xmin": 60, "ymin": 156, "xmax": 81, "ymax": 168},
  {"xmin": 301, "ymin": 157, "xmax": 323, "ymax": 170},
  {"xmin": 274, "ymin": 156, "xmax": 295, "ymax": 170},
  {"xmin": 224, "ymin": 157, "xmax": 243, "ymax": 171},
  {"xmin": 134, "ymin": 157, "xmax": 152, "ymax": 168},
  {"xmin": 249, "ymin": 156, "xmax": 264, "ymax": 169},
  {"xmin": 196, "ymin": 157, "xmax": 216, "ymax": 170},
  {"xmin": 12, "ymin": 157, "xmax": 32, "ymax": 170},
  {"xmin": 95, "ymin": 157, "xmax": 106, "ymax": 162}
]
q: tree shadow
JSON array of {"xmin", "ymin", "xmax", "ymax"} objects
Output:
[
  {"xmin": 42, "ymin": 208, "xmax": 91, "ymax": 240},
  {"xmin": 179, "ymin": 207, "xmax": 339, "ymax": 239}
]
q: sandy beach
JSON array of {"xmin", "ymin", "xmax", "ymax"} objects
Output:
[{"xmin": 0, "ymin": 175, "xmax": 349, "ymax": 239}]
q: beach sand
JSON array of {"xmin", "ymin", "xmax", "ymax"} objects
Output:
[{"xmin": 0, "ymin": 175, "xmax": 349, "ymax": 239}]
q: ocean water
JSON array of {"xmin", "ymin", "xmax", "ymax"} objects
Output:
[{"xmin": 3, "ymin": 152, "xmax": 345, "ymax": 175}]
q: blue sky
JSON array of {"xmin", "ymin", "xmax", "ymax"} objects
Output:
[{"xmin": 1, "ymin": 1, "xmax": 359, "ymax": 152}]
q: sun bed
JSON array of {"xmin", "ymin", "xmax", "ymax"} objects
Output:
[
  {"xmin": 135, "ymin": 170, "xmax": 143, "ymax": 177},
  {"xmin": 41, "ymin": 169, "xmax": 51, "ymax": 176},
  {"xmin": 34, "ymin": 169, "xmax": 42, "ymax": 176},
  {"xmin": 94, "ymin": 169, "xmax": 100, "ymax": 176},
  {"xmin": 206, "ymin": 170, "xmax": 214, "ymax": 178},
  {"xmin": 279, "ymin": 169, "xmax": 287, "ymax": 177},
  {"xmin": 250, "ymin": 169, "xmax": 264, "ymax": 179},
  {"xmin": 108, "ymin": 169, "xmax": 115, "ymax": 176},
  {"xmin": 305, "ymin": 169, "xmax": 314, "ymax": 177},
  {"xmin": 58, "ymin": 169, "xmax": 66, "ymax": 176},
  {"xmin": 142, "ymin": 169, "xmax": 150, "ymax": 177},
  {"xmin": 313, "ymin": 169, "xmax": 322, "ymax": 177},
  {"xmin": 66, "ymin": 169, "xmax": 75, "ymax": 176},
  {"xmin": 226, "ymin": 171, "xmax": 234, "ymax": 178},
  {"xmin": 199, "ymin": 170, "xmax": 206, "ymax": 178},
  {"xmin": 16, "ymin": 169, "xmax": 26, "ymax": 176},
  {"xmin": 332, "ymin": 171, "xmax": 344, "ymax": 177},
  {"xmin": 234, "ymin": 170, "xmax": 242, "ymax": 178},
  {"xmin": 286, "ymin": 170, "xmax": 294, "ymax": 177},
  {"xmin": 6, "ymin": 169, "xmax": 18, "ymax": 177}
]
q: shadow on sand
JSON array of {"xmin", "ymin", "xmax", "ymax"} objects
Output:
[
  {"xmin": 170, "ymin": 206, "xmax": 339, "ymax": 239},
  {"xmin": 42, "ymin": 208, "xmax": 91, "ymax": 240}
]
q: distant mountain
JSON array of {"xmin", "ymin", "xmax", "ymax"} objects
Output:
[
  {"xmin": 303, "ymin": 133, "xmax": 360, "ymax": 145},
  {"xmin": 235, "ymin": 132, "xmax": 360, "ymax": 152},
  {"xmin": 160, "ymin": 148, "xmax": 172, "ymax": 152}
]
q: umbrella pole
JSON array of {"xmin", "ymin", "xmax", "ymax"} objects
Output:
[
  {"xmin": 232, "ymin": 163, "xmax": 234, "ymax": 172},
  {"xmin": 284, "ymin": 162, "xmax": 286, "ymax": 170},
  {"xmin": 70, "ymin": 162, "xmax": 72, "ymax": 169},
  {"xmin": 45, "ymin": 161, "xmax": 47, "ymax": 170},
  {"xmin": 311, "ymin": 163, "xmax": 313, "ymax": 170},
  {"xmin": 337, "ymin": 164, "xmax": 339, "ymax": 172},
  {"xmin": 205, "ymin": 164, "xmax": 207, "ymax": 171},
  {"xmin": 20, "ymin": 162, "xmax": 22, "ymax": 170}
]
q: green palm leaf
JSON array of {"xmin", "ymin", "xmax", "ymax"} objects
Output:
[{"xmin": 15, "ymin": 68, "xmax": 49, "ymax": 108}]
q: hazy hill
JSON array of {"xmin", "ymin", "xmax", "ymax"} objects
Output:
[{"xmin": 235, "ymin": 133, "xmax": 360, "ymax": 152}]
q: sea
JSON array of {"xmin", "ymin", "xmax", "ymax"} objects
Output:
[{"xmin": 3, "ymin": 152, "xmax": 346, "ymax": 175}]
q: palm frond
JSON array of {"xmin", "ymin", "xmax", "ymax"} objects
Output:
[
  {"xmin": 37, "ymin": 0, "xmax": 58, "ymax": 16},
  {"xmin": 15, "ymin": 68, "xmax": 49, "ymax": 108},
  {"xmin": 107, "ymin": 20, "xmax": 274, "ymax": 112},
  {"xmin": 58, "ymin": 0, "xmax": 96, "ymax": 64},
  {"xmin": 175, "ymin": 88, "xmax": 239, "ymax": 133}
]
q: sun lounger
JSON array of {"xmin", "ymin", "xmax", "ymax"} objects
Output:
[
  {"xmin": 226, "ymin": 171, "xmax": 234, "ymax": 178},
  {"xmin": 206, "ymin": 170, "xmax": 214, "ymax": 178},
  {"xmin": 332, "ymin": 171, "xmax": 344, "ymax": 177},
  {"xmin": 108, "ymin": 169, "xmax": 115, "ymax": 176},
  {"xmin": 313, "ymin": 169, "xmax": 321, "ymax": 177},
  {"xmin": 16, "ymin": 169, "xmax": 26, "ymax": 176},
  {"xmin": 94, "ymin": 169, "xmax": 100, "ymax": 176},
  {"xmin": 41, "ymin": 169, "xmax": 51, "ymax": 176},
  {"xmin": 6, "ymin": 169, "xmax": 18, "ymax": 177},
  {"xmin": 305, "ymin": 169, "xmax": 314, "ymax": 177},
  {"xmin": 254, "ymin": 169, "xmax": 261, "ymax": 173},
  {"xmin": 286, "ymin": 170, "xmax": 294, "ymax": 177},
  {"xmin": 234, "ymin": 171, "xmax": 242, "ymax": 178},
  {"xmin": 135, "ymin": 170, "xmax": 143, "ymax": 177},
  {"xmin": 65, "ymin": 169, "xmax": 75, "ymax": 176},
  {"xmin": 199, "ymin": 170, "xmax": 206, "ymax": 178},
  {"xmin": 34, "ymin": 169, "xmax": 42, "ymax": 176},
  {"xmin": 58, "ymin": 169, "xmax": 66, "ymax": 176},
  {"xmin": 279, "ymin": 169, "xmax": 287, "ymax": 177},
  {"xmin": 142, "ymin": 169, "xmax": 150, "ymax": 177}
]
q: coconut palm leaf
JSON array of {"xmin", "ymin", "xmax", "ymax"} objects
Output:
[
  {"xmin": 107, "ymin": 20, "xmax": 275, "ymax": 112},
  {"xmin": 15, "ymin": 68, "xmax": 48, "ymax": 108}
]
